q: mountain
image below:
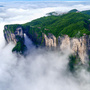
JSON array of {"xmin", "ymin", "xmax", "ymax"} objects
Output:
[
  {"xmin": 4, "ymin": 25, "xmax": 26, "ymax": 54},
  {"xmin": 3, "ymin": 9, "xmax": 90, "ymax": 71},
  {"xmin": 46, "ymin": 12, "xmax": 60, "ymax": 16}
]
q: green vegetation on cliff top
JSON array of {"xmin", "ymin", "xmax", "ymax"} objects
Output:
[{"xmin": 12, "ymin": 36, "xmax": 26, "ymax": 54}]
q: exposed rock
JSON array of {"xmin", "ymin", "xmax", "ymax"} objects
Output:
[{"xmin": 43, "ymin": 34, "xmax": 87, "ymax": 63}]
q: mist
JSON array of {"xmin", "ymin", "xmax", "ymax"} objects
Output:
[{"xmin": 0, "ymin": 1, "xmax": 90, "ymax": 90}]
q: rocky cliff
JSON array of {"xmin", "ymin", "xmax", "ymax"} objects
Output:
[
  {"xmin": 4, "ymin": 24, "xmax": 90, "ymax": 64},
  {"xmin": 3, "ymin": 9, "xmax": 90, "ymax": 63},
  {"xmin": 43, "ymin": 33, "xmax": 57, "ymax": 47},
  {"xmin": 43, "ymin": 34, "xmax": 88, "ymax": 64}
]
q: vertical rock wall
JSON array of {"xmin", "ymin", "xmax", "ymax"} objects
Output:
[{"xmin": 44, "ymin": 34, "xmax": 87, "ymax": 63}]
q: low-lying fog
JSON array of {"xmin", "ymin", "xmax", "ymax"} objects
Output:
[{"xmin": 0, "ymin": 1, "xmax": 90, "ymax": 90}]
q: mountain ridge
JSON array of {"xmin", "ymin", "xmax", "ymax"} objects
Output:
[{"xmin": 3, "ymin": 9, "xmax": 90, "ymax": 71}]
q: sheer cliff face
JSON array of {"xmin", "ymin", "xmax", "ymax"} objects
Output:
[
  {"xmin": 44, "ymin": 34, "xmax": 87, "ymax": 64},
  {"xmin": 71, "ymin": 37, "xmax": 86, "ymax": 63},
  {"xmin": 4, "ymin": 26, "xmax": 24, "ymax": 44},
  {"xmin": 60, "ymin": 35, "xmax": 71, "ymax": 50},
  {"xmin": 3, "ymin": 26, "xmax": 90, "ymax": 63}
]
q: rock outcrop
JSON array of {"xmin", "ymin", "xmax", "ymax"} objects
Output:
[{"xmin": 43, "ymin": 33, "xmax": 57, "ymax": 47}]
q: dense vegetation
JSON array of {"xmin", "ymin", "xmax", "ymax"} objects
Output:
[
  {"xmin": 5, "ymin": 24, "xmax": 21, "ymax": 33},
  {"xmin": 81, "ymin": 10, "xmax": 90, "ymax": 15}
]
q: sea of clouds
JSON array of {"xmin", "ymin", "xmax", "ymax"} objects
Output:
[{"xmin": 0, "ymin": 1, "xmax": 90, "ymax": 90}]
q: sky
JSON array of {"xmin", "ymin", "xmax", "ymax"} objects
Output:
[{"xmin": 7, "ymin": 0, "xmax": 89, "ymax": 1}]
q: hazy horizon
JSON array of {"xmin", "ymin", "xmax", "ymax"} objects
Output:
[{"xmin": 0, "ymin": 0, "xmax": 90, "ymax": 2}]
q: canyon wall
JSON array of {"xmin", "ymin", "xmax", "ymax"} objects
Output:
[{"xmin": 43, "ymin": 34, "xmax": 90, "ymax": 64}]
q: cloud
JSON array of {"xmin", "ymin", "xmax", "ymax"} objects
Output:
[{"xmin": 0, "ymin": 1, "xmax": 90, "ymax": 90}]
